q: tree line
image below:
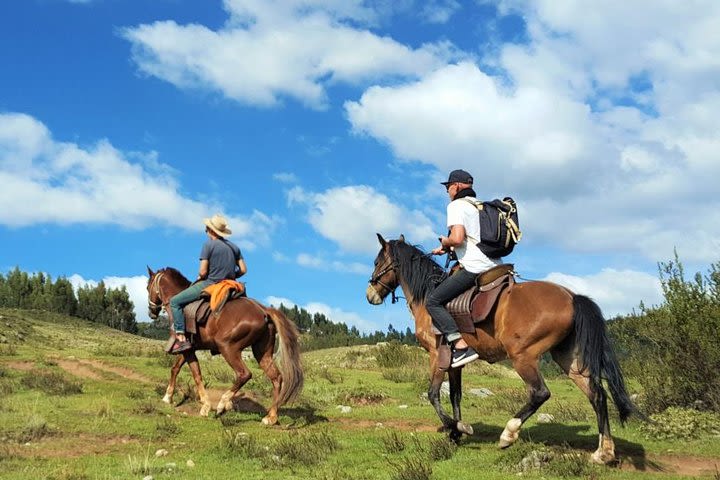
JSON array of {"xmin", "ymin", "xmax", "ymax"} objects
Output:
[
  {"xmin": 136, "ymin": 301, "xmax": 417, "ymax": 349},
  {"xmin": 0, "ymin": 267, "xmax": 137, "ymax": 333}
]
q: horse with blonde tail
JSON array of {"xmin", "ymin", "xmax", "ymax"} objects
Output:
[
  {"xmin": 366, "ymin": 235, "xmax": 642, "ymax": 464},
  {"xmin": 147, "ymin": 266, "xmax": 303, "ymax": 423}
]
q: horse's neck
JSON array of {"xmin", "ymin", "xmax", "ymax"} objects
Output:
[
  {"xmin": 398, "ymin": 280, "xmax": 435, "ymax": 351},
  {"xmin": 162, "ymin": 275, "xmax": 189, "ymax": 302}
]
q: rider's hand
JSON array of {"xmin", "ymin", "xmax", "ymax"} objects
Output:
[{"xmin": 432, "ymin": 237, "xmax": 447, "ymax": 255}]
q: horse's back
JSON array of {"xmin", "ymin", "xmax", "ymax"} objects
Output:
[
  {"xmin": 494, "ymin": 280, "xmax": 575, "ymax": 356},
  {"xmin": 201, "ymin": 296, "xmax": 270, "ymax": 341}
]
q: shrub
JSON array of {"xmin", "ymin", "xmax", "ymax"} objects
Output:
[
  {"xmin": 382, "ymin": 365, "xmax": 426, "ymax": 385},
  {"xmin": 608, "ymin": 257, "xmax": 720, "ymax": 413},
  {"xmin": 155, "ymin": 417, "xmax": 181, "ymax": 437},
  {"xmin": 374, "ymin": 342, "xmax": 425, "ymax": 369},
  {"xmin": 382, "ymin": 431, "xmax": 406, "ymax": 454},
  {"xmin": 388, "ymin": 454, "xmax": 432, "ymax": 480},
  {"xmin": 132, "ymin": 401, "xmax": 159, "ymax": 415},
  {"xmin": 20, "ymin": 369, "xmax": 82, "ymax": 395},
  {"xmin": 18, "ymin": 414, "xmax": 51, "ymax": 443},
  {"xmin": 336, "ymin": 386, "xmax": 387, "ymax": 405},
  {"xmin": 267, "ymin": 429, "xmax": 339, "ymax": 468},
  {"xmin": 640, "ymin": 407, "xmax": 720, "ymax": 440},
  {"xmin": 221, "ymin": 430, "xmax": 264, "ymax": 458},
  {"xmin": 426, "ymin": 436, "xmax": 456, "ymax": 461}
]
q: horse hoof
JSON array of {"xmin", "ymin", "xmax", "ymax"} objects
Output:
[
  {"xmin": 200, "ymin": 405, "xmax": 211, "ymax": 417},
  {"xmin": 261, "ymin": 416, "xmax": 278, "ymax": 426},
  {"xmin": 590, "ymin": 450, "xmax": 615, "ymax": 465},
  {"xmin": 498, "ymin": 431, "xmax": 518, "ymax": 448},
  {"xmin": 456, "ymin": 421, "xmax": 474, "ymax": 435},
  {"xmin": 162, "ymin": 394, "xmax": 172, "ymax": 404}
]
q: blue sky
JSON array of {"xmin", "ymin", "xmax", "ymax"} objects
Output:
[{"xmin": 2, "ymin": 0, "xmax": 719, "ymax": 332}]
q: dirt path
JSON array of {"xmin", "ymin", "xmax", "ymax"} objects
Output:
[
  {"xmin": 53, "ymin": 357, "xmax": 155, "ymax": 384},
  {"xmin": 622, "ymin": 454, "xmax": 719, "ymax": 477}
]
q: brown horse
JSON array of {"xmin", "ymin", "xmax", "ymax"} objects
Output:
[
  {"xmin": 366, "ymin": 235, "xmax": 640, "ymax": 464},
  {"xmin": 146, "ymin": 267, "xmax": 303, "ymax": 423}
]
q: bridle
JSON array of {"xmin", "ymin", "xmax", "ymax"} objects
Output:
[
  {"xmin": 147, "ymin": 271, "xmax": 166, "ymax": 318},
  {"xmin": 368, "ymin": 256, "xmax": 401, "ymax": 304}
]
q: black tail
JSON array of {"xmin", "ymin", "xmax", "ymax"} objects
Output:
[{"xmin": 572, "ymin": 294, "xmax": 639, "ymax": 424}]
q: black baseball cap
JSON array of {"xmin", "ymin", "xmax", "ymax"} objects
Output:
[{"xmin": 441, "ymin": 169, "xmax": 473, "ymax": 185}]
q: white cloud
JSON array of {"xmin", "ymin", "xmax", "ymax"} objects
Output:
[
  {"xmin": 288, "ymin": 185, "xmax": 436, "ymax": 254},
  {"xmin": 296, "ymin": 253, "xmax": 368, "ymax": 275},
  {"xmin": 421, "ymin": 0, "xmax": 461, "ymax": 24},
  {"xmin": 68, "ymin": 274, "xmax": 152, "ymax": 324},
  {"xmin": 121, "ymin": 0, "xmax": 456, "ymax": 108},
  {"xmin": 345, "ymin": 3, "xmax": 720, "ymax": 264},
  {"xmin": 273, "ymin": 172, "xmax": 298, "ymax": 183},
  {"xmin": 265, "ymin": 295, "xmax": 379, "ymax": 333},
  {"xmin": 545, "ymin": 268, "xmax": 663, "ymax": 318},
  {"xmin": 0, "ymin": 112, "xmax": 274, "ymax": 249}
]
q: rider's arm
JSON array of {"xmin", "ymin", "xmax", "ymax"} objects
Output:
[
  {"xmin": 441, "ymin": 224, "xmax": 466, "ymax": 248},
  {"xmin": 236, "ymin": 258, "xmax": 247, "ymax": 278},
  {"xmin": 198, "ymin": 259, "xmax": 209, "ymax": 280}
]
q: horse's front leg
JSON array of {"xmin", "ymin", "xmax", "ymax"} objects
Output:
[
  {"xmin": 163, "ymin": 355, "xmax": 186, "ymax": 404},
  {"xmin": 184, "ymin": 351, "xmax": 212, "ymax": 417},
  {"xmin": 447, "ymin": 367, "xmax": 472, "ymax": 441},
  {"xmin": 427, "ymin": 347, "xmax": 472, "ymax": 439}
]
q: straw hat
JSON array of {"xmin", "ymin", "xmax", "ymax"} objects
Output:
[{"xmin": 203, "ymin": 214, "xmax": 232, "ymax": 237}]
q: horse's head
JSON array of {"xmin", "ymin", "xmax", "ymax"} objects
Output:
[
  {"xmin": 366, "ymin": 233, "xmax": 404, "ymax": 305},
  {"xmin": 146, "ymin": 266, "xmax": 164, "ymax": 319}
]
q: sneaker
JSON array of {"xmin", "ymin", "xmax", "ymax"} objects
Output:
[
  {"xmin": 451, "ymin": 347, "xmax": 479, "ymax": 368},
  {"xmin": 170, "ymin": 340, "xmax": 193, "ymax": 355}
]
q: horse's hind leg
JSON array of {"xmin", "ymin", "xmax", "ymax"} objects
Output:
[
  {"xmin": 552, "ymin": 347, "xmax": 615, "ymax": 464},
  {"xmin": 163, "ymin": 355, "xmax": 186, "ymax": 404},
  {"xmin": 216, "ymin": 344, "xmax": 253, "ymax": 416},
  {"xmin": 252, "ymin": 324, "xmax": 282, "ymax": 426},
  {"xmin": 499, "ymin": 355, "xmax": 551, "ymax": 448}
]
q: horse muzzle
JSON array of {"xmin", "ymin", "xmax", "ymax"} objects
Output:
[{"xmin": 366, "ymin": 285, "xmax": 384, "ymax": 305}]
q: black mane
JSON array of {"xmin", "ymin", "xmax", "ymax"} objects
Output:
[{"xmin": 389, "ymin": 240, "xmax": 446, "ymax": 306}]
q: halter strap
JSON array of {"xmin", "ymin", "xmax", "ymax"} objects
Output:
[
  {"xmin": 148, "ymin": 271, "xmax": 167, "ymax": 309},
  {"xmin": 368, "ymin": 259, "xmax": 400, "ymax": 304}
]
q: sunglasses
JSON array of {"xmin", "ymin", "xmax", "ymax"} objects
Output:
[{"xmin": 445, "ymin": 183, "xmax": 457, "ymax": 192}]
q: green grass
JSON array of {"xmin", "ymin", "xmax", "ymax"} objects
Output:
[{"xmin": 1, "ymin": 307, "xmax": 719, "ymax": 479}]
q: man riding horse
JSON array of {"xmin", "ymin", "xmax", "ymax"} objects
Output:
[
  {"xmin": 169, "ymin": 214, "xmax": 247, "ymax": 354},
  {"xmin": 430, "ymin": 169, "xmax": 502, "ymax": 368}
]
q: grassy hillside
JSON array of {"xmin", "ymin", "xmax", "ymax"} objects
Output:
[{"xmin": 1, "ymin": 307, "xmax": 719, "ymax": 479}]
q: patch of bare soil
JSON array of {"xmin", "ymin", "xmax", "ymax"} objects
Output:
[
  {"xmin": 8, "ymin": 433, "xmax": 139, "ymax": 459},
  {"xmin": 53, "ymin": 357, "xmax": 154, "ymax": 384},
  {"xmin": 621, "ymin": 453, "xmax": 720, "ymax": 477},
  {"xmin": 4, "ymin": 360, "xmax": 35, "ymax": 371}
]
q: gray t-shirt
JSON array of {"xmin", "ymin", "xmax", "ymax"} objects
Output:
[{"xmin": 200, "ymin": 238, "xmax": 243, "ymax": 282}]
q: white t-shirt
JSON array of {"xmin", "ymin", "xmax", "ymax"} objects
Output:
[{"xmin": 447, "ymin": 197, "xmax": 501, "ymax": 274}]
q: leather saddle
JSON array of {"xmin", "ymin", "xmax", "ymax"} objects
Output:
[
  {"xmin": 433, "ymin": 264, "xmax": 516, "ymax": 335},
  {"xmin": 182, "ymin": 289, "xmax": 246, "ymax": 335}
]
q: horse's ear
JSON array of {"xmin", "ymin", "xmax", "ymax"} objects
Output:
[
  {"xmin": 147, "ymin": 265, "xmax": 154, "ymax": 277},
  {"xmin": 376, "ymin": 233, "xmax": 387, "ymax": 247},
  {"xmin": 399, "ymin": 234, "xmax": 405, "ymax": 243}
]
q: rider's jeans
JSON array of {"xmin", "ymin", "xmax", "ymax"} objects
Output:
[
  {"xmin": 169, "ymin": 280, "xmax": 212, "ymax": 334},
  {"xmin": 426, "ymin": 268, "xmax": 477, "ymax": 344}
]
